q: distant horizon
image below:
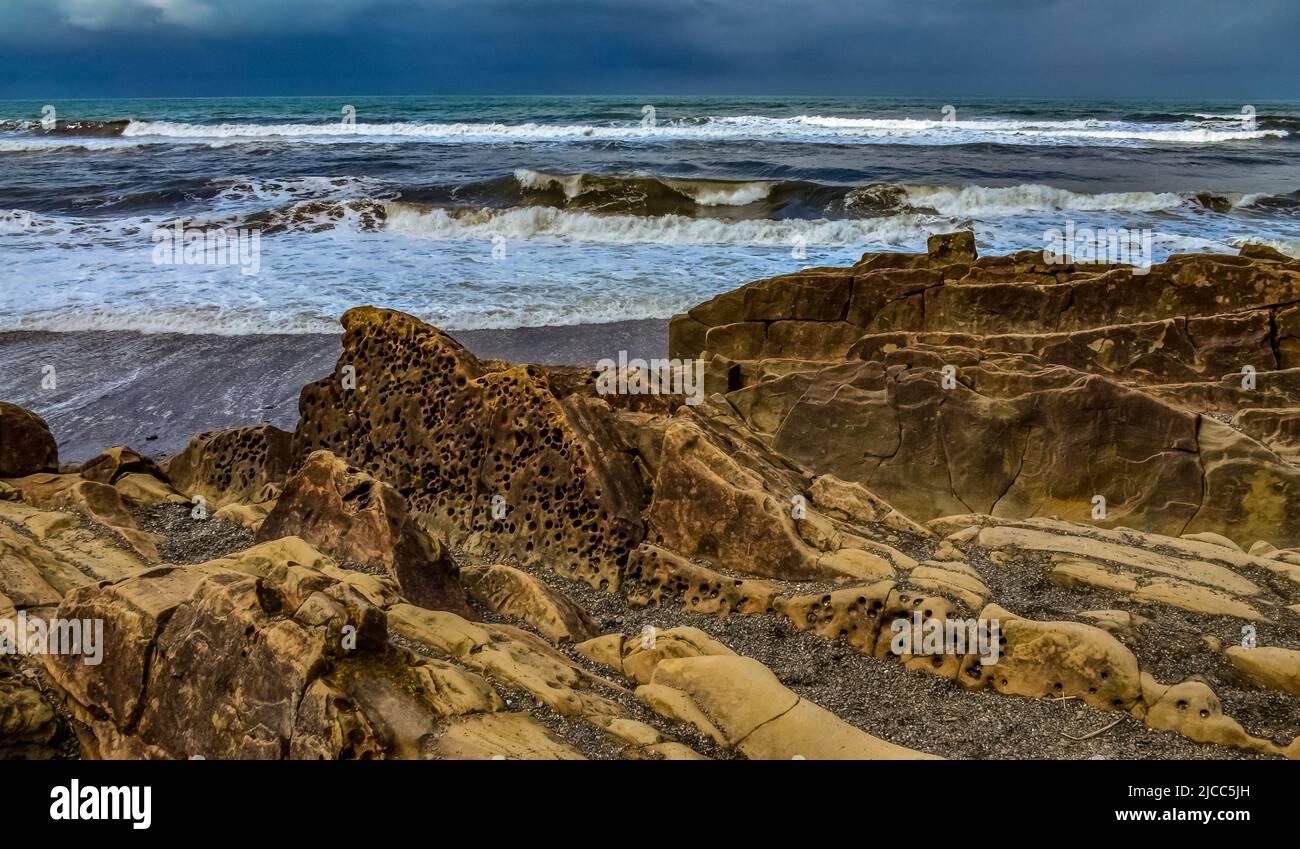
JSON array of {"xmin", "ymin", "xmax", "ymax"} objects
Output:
[{"xmin": 4, "ymin": 94, "xmax": 1300, "ymax": 102}]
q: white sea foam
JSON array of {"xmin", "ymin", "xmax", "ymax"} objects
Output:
[
  {"xmin": 0, "ymin": 139, "xmax": 148, "ymax": 153},
  {"xmin": 211, "ymin": 175, "xmax": 390, "ymax": 204},
  {"xmin": 513, "ymin": 168, "xmax": 588, "ymax": 197},
  {"xmin": 1231, "ymin": 192, "xmax": 1273, "ymax": 209},
  {"xmin": 116, "ymin": 115, "xmax": 1288, "ymax": 146},
  {"xmin": 383, "ymin": 202, "xmax": 943, "ymax": 246},
  {"xmin": 663, "ymin": 179, "xmax": 775, "ymax": 206},
  {"xmin": 0, "ymin": 209, "xmax": 52, "ymax": 233},
  {"xmin": 902, "ymin": 184, "xmax": 1188, "ymax": 216},
  {"xmin": 1228, "ymin": 236, "xmax": 1300, "ymax": 257}
]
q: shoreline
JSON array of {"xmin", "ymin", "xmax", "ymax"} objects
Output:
[{"xmin": 0, "ymin": 318, "xmax": 668, "ymax": 462}]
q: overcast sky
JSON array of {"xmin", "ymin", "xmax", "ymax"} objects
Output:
[{"xmin": 0, "ymin": 0, "xmax": 1296, "ymax": 99}]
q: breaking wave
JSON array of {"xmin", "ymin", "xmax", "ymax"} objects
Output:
[
  {"xmin": 112, "ymin": 115, "xmax": 1290, "ymax": 147},
  {"xmin": 381, "ymin": 202, "xmax": 946, "ymax": 247}
]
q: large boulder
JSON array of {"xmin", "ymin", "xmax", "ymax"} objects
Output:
[
  {"xmin": 292, "ymin": 307, "xmax": 645, "ymax": 590},
  {"xmin": 162, "ymin": 425, "xmax": 293, "ymax": 508},
  {"xmin": 642, "ymin": 410, "xmax": 915, "ymax": 581},
  {"xmin": 77, "ymin": 446, "xmax": 165, "ymax": 485},
  {"xmin": 0, "ymin": 403, "xmax": 58, "ymax": 478}
]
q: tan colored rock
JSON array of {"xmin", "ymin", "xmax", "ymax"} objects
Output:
[
  {"xmin": 0, "ymin": 677, "xmax": 58, "ymax": 758},
  {"xmin": 1181, "ymin": 417, "xmax": 1300, "ymax": 550},
  {"xmin": 980, "ymin": 525, "xmax": 1260, "ymax": 597},
  {"xmin": 1225, "ymin": 646, "xmax": 1300, "ymax": 697},
  {"xmin": 292, "ymin": 307, "xmax": 644, "ymax": 591},
  {"xmin": 0, "ymin": 523, "xmax": 90, "ymax": 604},
  {"xmin": 114, "ymin": 472, "xmax": 189, "ymax": 507},
  {"xmin": 625, "ymin": 544, "xmax": 777, "ymax": 616},
  {"xmin": 430, "ymin": 713, "xmax": 585, "ymax": 760},
  {"xmin": 960, "ymin": 605, "xmax": 1142, "ymax": 711},
  {"xmin": 1049, "ymin": 558, "xmax": 1138, "ymax": 593},
  {"xmin": 1048, "ymin": 556, "xmax": 1266, "ymax": 621},
  {"xmin": 650, "ymin": 655, "xmax": 798, "ymax": 744},
  {"xmin": 163, "ymin": 424, "xmax": 293, "ymax": 508},
  {"xmin": 1231, "ymin": 408, "xmax": 1300, "ymax": 464},
  {"xmin": 781, "ymin": 581, "xmax": 894, "ymax": 654},
  {"xmin": 909, "ymin": 563, "xmax": 990, "ymax": 608},
  {"xmin": 213, "ymin": 501, "xmax": 272, "ymax": 531},
  {"xmin": 927, "ymin": 231, "xmax": 977, "ymax": 265},
  {"xmin": 574, "ymin": 633, "xmax": 625, "ymax": 673},
  {"xmin": 1078, "ymin": 609, "xmax": 1144, "ymax": 640},
  {"xmin": 40, "ymin": 538, "xmax": 540, "ymax": 760},
  {"xmin": 646, "ymin": 654, "xmax": 935, "ymax": 759},
  {"xmin": 808, "ymin": 474, "xmax": 931, "ymax": 537},
  {"xmin": 644, "ymin": 416, "xmax": 911, "ymax": 581},
  {"xmin": 1131, "ymin": 578, "xmax": 1267, "ymax": 622},
  {"xmin": 78, "ymin": 447, "xmax": 164, "ymax": 485},
  {"xmin": 644, "ymin": 419, "xmax": 825, "ymax": 580},
  {"xmin": 4, "ymin": 473, "xmax": 161, "ymax": 562},
  {"xmin": 741, "ymin": 699, "xmax": 936, "ymax": 760},
  {"xmin": 390, "ymin": 605, "xmax": 627, "ymax": 724},
  {"xmin": 1180, "ymin": 531, "xmax": 1241, "ymax": 552},
  {"xmin": 461, "ymin": 563, "xmax": 595, "ymax": 643},
  {"xmin": 956, "ymin": 513, "xmax": 1300, "ymax": 596},
  {"xmin": 1249, "ymin": 540, "xmax": 1279, "ymax": 557},
  {"xmin": 634, "ymin": 684, "xmax": 725, "ymax": 745},
  {"xmin": 676, "ymin": 247, "xmax": 1300, "ymax": 550},
  {"xmin": 256, "ymin": 451, "xmax": 468, "ymax": 615},
  {"xmin": 0, "ymin": 501, "xmax": 147, "ymax": 583},
  {"xmin": 590, "ymin": 715, "xmax": 663, "ymax": 746},
  {"xmin": 622, "ymin": 742, "xmax": 709, "ymax": 760},
  {"xmin": 1141, "ymin": 676, "xmax": 1277, "ymax": 755},
  {"xmin": 621, "ymin": 626, "xmax": 735, "ymax": 684}
]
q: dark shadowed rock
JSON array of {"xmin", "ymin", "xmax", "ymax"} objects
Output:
[
  {"xmin": 78, "ymin": 446, "xmax": 166, "ymax": 485},
  {"xmin": 0, "ymin": 403, "xmax": 58, "ymax": 478},
  {"xmin": 927, "ymin": 230, "xmax": 977, "ymax": 265},
  {"xmin": 256, "ymin": 450, "xmax": 469, "ymax": 615}
]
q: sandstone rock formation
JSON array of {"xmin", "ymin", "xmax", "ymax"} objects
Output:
[
  {"xmin": 3, "ymin": 238, "xmax": 1299, "ymax": 761},
  {"xmin": 460, "ymin": 563, "xmax": 595, "ymax": 642},
  {"xmin": 671, "ymin": 239, "xmax": 1300, "ymax": 550},
  {"xmin": 256, "ymin": 450, "xmax": 469, "ymax": 615},
  {"xmin": 292, "ymin": 308, "xmax": 643, "ymax": 590},
  {"xmin": 163, "ymin": 425, "xmax": 293, "ymax": 509}
]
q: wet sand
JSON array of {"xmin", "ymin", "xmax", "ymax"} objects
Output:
[{"xmin": 0, "ymin": 319, "xmax": 668, "ymax": 462}]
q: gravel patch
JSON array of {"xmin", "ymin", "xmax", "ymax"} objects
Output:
[
  {"xmin": 965, "ymin": 543, "xmax": 1300, "ymax": 746},
  {"xmin": 136, "ymin": 503, "xmax": 254, "ymax": 563},
  {"xmin": 490, "ymin": 559, "xmax": 1280, "ymax": 760}
]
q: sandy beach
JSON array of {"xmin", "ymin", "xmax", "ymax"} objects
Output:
[{"xmin": 0, "ymin": 318, "xmax": 666, "ymax": 461}]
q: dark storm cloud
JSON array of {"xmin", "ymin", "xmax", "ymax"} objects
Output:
[{"xmin": 0, "ymin": 0, "xmax": 1295, "ymax": 98}]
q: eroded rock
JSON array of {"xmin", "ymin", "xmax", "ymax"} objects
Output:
[{"xmin": 256, "ymin": 450, "xmax": 468, "ymax": 614}]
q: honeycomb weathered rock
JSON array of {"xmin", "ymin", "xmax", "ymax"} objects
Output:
[{"xmin": 292, "ymin": 307, "xmax": 644, "ymax": 589}]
